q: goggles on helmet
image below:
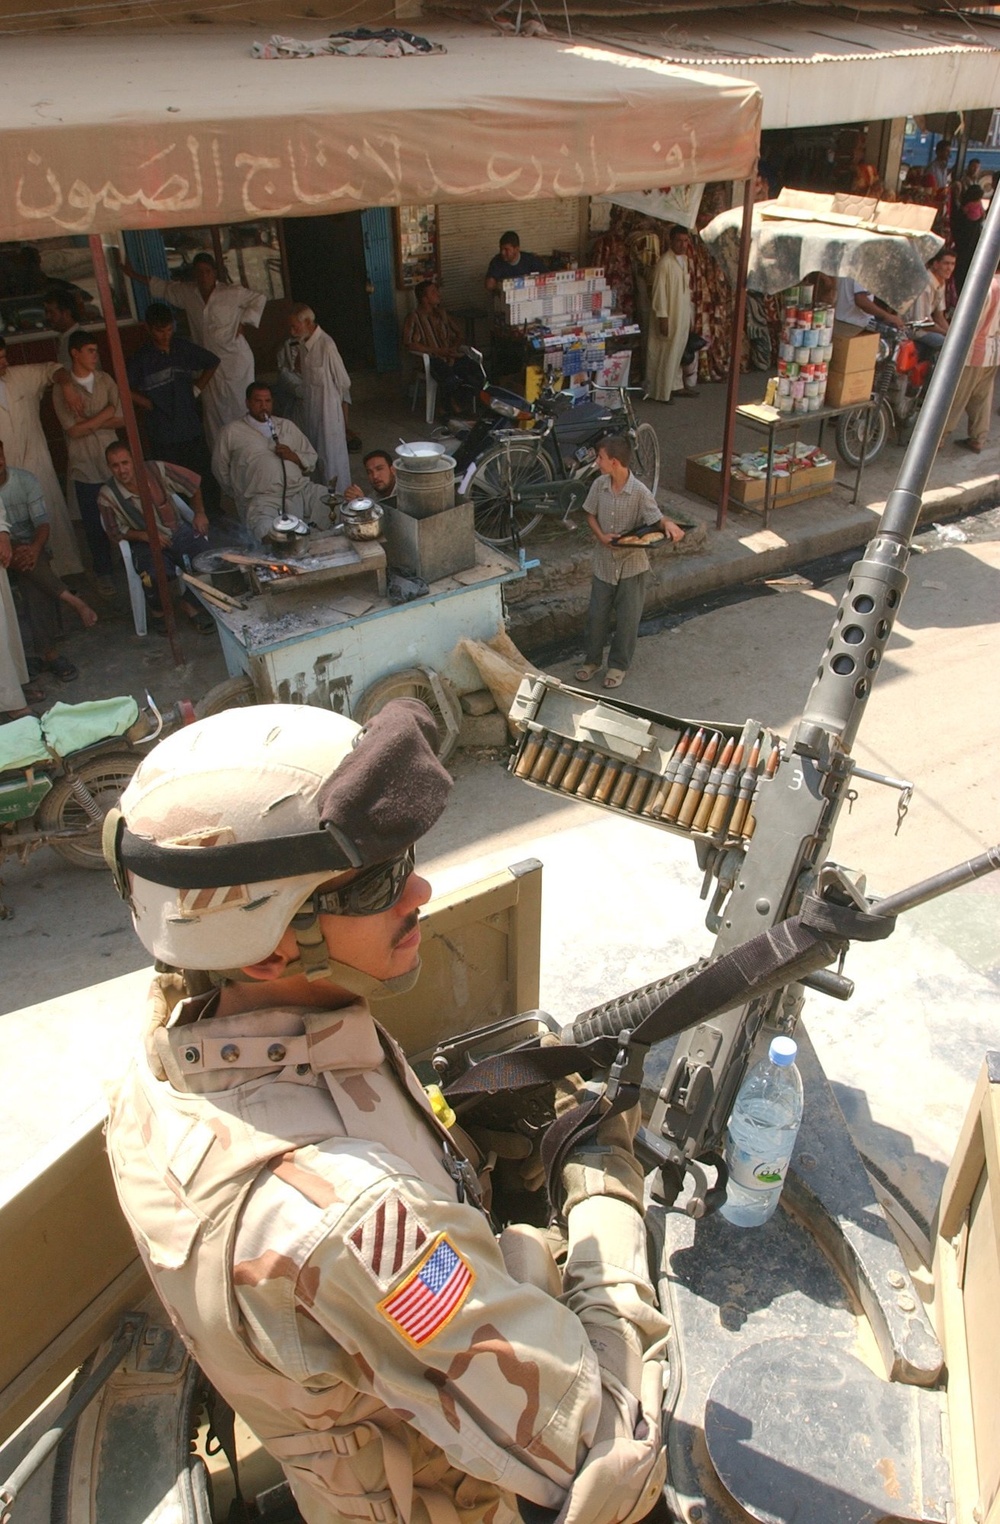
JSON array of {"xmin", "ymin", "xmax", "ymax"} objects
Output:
[{"xmin": 313, "ymin": 847, "xmax": 415, "ymax": 917}]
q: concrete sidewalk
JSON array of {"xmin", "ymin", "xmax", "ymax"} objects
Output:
[{"xmin": 7, "ymin": 368, "xmax": 998, "ymax": 715}]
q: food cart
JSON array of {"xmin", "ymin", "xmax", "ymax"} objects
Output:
[{"xmin": 188, "ymin": 527, "xmax": 523, "ymax": 760}]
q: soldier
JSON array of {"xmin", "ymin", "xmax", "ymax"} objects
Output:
[{"xmin": 103, "ymin": 700, "xmax": 668, "ymax": 1524}]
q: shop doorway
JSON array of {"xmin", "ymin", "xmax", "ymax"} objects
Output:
[{"xmin": 283, "ymin": 212, "xmax": 377, "ymax": 371}]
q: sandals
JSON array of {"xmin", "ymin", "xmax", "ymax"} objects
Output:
[
  {"xmin": 47, "ymin": 655, "xmax": 78, "ymax": 683},
  {"xmin": 575, "ymin": 664, "xmax": 600, "ymax": 682},
  {"xmin": 603, "ymin": 669, "xmax": 626, "ymax": 689}
]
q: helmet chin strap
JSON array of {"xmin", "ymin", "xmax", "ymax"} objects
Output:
[{"xmin": 202, "ymin": 906, "xmax": 421, "ymax": 1000}]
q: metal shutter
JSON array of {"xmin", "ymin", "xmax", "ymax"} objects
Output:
[{"xmin": 438, "ymin": 198, "xmax": 586, "ymax": 315}]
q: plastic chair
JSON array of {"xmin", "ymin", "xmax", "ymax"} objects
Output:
[
  {"xmin": 409, "ymin": 353, "xmax": 438, "ymax": 425},
  {"xmin": 117, "ymin": 496, "xmax": 195, "ymax": 639},
  {"xmin": 119, "ymin": 539, "xmax": 148, "ymax": 637}
]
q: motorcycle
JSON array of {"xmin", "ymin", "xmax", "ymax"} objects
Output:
[
  {"xmin": 834, "ymin": 317, "xmax": 938, "ymax": 468},
  {"xmin": 448, "ymin": 351, "xmax": 660, "ymax": 547},
  {"xmin": 0, "ymin": 691, "xmax": 193, "ymax": 918}
]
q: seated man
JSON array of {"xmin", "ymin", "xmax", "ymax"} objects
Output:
[
  {"xmin": 127, "ymin": 302, "xmax": 218, "ymax": 482},
  {"xmin": 97, "ymin": 442, "xmax": 212, "ymax": 630},
  {"xmin": 343, "ymin": 449, "xmax": 397, "ymax": 506},
  {"xmin": 484, "ymin": 230, "xmax": 548, "ymax": 291},
  {"xmin": 401, "ymin": 282, "xmax": 478, "ymax": 417},
  {"xmin": 835, "ymin": 276, "xmax": 904, "ymax": 333},
  {"xmin": 0, "ymin": 442, "xmax": 96, "ymax": 684},
  {"xmin": 905, "ymin": 250, "xmax": 954, "ymax": 359},
  {"xmin": 212, "ymin": 382, "xmax": 329, "ymax": 541}
]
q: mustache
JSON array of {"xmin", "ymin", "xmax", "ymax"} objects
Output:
[{"xmin": 392, "ymin": 912, "xmax": 421, "ymax": 948}]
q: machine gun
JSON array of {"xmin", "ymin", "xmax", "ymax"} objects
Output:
[{"xmin": 431, "ymin": 196, "xmax": 1000, "ymax": 1222}]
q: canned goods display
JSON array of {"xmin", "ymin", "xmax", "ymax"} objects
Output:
[
  {"xmin": 779, "ymin": 343, "xmax": 794, "ymax": 362},
  {"xmin": 777, "ymin": 376, "xmax": 791, "ymax": 395},
  {"xmin": 776, "ymin": 394, "xmax": 794, "ymax": 413},
  {"xmin": 791, "ymin": 377, "xmax": 805, "ymax": 399},
  {"xmin": 793, "ymin": 396, "xmax": 809, "ymax": 413}
]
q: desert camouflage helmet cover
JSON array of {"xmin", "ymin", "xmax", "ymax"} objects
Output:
[{"xmin": 105, "ymin": 699, "xmax": 451, "ymax": 972}]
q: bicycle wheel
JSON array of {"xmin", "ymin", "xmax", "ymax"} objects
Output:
[
  {"xmin": 835, "ymin": 401, "xmax": 890, "ymax": 467},
  {"xmin": 632, "ymin": 422, "xmax": 661, "ymax": 496},
  {"xmin": 469, "ymin": 439, "xmax": 555, "ymax": 546}
]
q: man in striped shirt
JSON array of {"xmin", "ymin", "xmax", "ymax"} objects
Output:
[{"xmin": 576, "ymin": 436, "xmax": 683, "ymax": 690}]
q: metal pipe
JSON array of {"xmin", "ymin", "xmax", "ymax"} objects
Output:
[
  {"xmin": 87, "ymin": 236, "xmax": 183, "ymax": 666},
  {"xmin": 871, "ymin": 844, "xmax": 1000, "ymax": 920},
  {"xmin": 717, "ymin": 174, "xmax": 755, "ymax": 531},
  {"xmin": 0, "ymin": 1326, "xmax": 135, "ymax": 1522}
]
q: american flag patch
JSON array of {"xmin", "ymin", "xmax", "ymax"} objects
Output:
[
  {"xmin": 378, "ymin": 1237, "xmax": 473, "ymax": 1346},
  {"xmin": 347, "ymin": 1190, "xmax": 429, "ymax": 1290}
]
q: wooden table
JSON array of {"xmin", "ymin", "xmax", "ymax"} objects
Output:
[{"xmin": 735, "ymin": 399, "xmax": 877, "ymax": 528}]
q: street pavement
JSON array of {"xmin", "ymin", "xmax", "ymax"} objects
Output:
[{"xmin": 2, "ymin": 505, "xmax": 997, "ymax": 1232}]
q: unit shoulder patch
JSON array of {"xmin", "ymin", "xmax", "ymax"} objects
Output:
[
  {"xmin": 347, "ymin": 1188, "xmax": 431, "ymax": 1290},
  {"xmin": 377, "ymin": 1235, "xmax": 474, "ymax": 1347}
]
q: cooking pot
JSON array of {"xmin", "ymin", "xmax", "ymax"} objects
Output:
[
  {"xmin": 338, "ymin": 498, "xmax": 384, "ymax": 541},
  {"xmin": 395, "ymin": 440, "xmax": 449, "ymax": 471},
  {"xmin": 192, "ymin": 550, "xmax": 248, "ymax": 598}
]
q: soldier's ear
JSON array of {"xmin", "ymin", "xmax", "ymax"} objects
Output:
[{"xmin": 240, "ymin": 926, "xmax": 298, "ymax": 983}]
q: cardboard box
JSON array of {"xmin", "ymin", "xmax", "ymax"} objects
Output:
[
  {"xmin": 830, "ymin": 323, "xmax": 880, "ymax": 375},
  {"xmin": 685, "ymin": 454, "xmax": 790, "ymax": 507},
  {"xmin": 824, "ymin": 367, "xmax": 874, "ymax": 408},
  {"xmin": 383, "ymin": 500, "xmax": 475, "ymax": 584}
]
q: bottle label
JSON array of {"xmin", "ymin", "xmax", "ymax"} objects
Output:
[{"xmin": 726, "ymin": 1138, "xmax": 788, "ymax": 1192}]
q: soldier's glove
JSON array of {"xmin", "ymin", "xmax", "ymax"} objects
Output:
[{"xmin": 559, "ymin": 1194, "xmax": 669, "ymax": 1524}]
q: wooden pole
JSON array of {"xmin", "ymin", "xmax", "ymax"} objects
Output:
[
  {"xmin": 717, "ymin": 175, "xmax": 756, "ymax": 532},
  {"xmin": 88, "ymin": 235, "xmax": 183, "ymax": 667}
]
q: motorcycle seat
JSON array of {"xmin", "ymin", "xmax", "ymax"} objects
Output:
[
  {"xmin": 0, "ymin": 697, "xmax": 140, "ymax": 776},
  {"xmin": 553, "ymin": 401, "xmax": 617, "ymax": 448},
  {"xmin": 0, "ymin": 716, "xmax": 49, "ymax": 774}
]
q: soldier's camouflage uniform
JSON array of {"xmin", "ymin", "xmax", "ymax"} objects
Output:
[{"xmin": 107, "ymin": 979, "xmax": 668, "ymax": 1524}]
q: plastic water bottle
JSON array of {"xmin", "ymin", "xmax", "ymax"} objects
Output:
[{"xmin": 720, "ymin": 1036, "xmax": 803, "ymax": 1227}]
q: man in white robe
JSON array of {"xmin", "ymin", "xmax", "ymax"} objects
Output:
[
  {"xmin": 277, "ymin": 305, "xmax": 353, "ymax": 494},
  {"xmin": 123, "ymin": 253, "xmax": 266, "ymax": 448},
  {"xmin": 0, "ymin": 339, "xmax": 83, "ymax": 576},
  {"xmin": 212, "ymin": 382, "xmax": 329, "ymax": 541},
  {"xmin": 645, "ymin": 227, "xmax": 698, "ymax": 404}
]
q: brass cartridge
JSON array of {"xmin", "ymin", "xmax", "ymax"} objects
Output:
[
  {"xmin": 625, "ymin": 769, "xmax": 655, "ymax": 814},
  {"xmin": 576, "ymin": 752, "xmax": 606, "ymax": 799},
  {"xmin": 642, "ymin": 775, "xmax": 670, "ymax": 819},
  {"xmin": 593, "ymin": 756, "xmax": 623, "ymax": 805},
  {"xmin": 693, "ymin": 735, "xmax": 735, "ymax": 832},
  {"xmin": 661, "ymin": 727, "xmax": 706, "ymax": 822},
  {"xmin": 546, "ymin": 738, "xmax": 574, "ymax": 790},
  {"xmin": 559, "ymin": 744, "xmax": 591, "ymax": 794},
  {"xmin": 708, "ymin": 718, "xmax": 756, "ymax": 835},
  {"xmin": 530, "ymin": 733, "xmax": 560, "ymax": 783},
  {"xmin": 677, "ymin": 732, "xmax": 720, "ymax": 828},
  {"xmin": 610, "ymin": 763, "xmax": 638, "ymax": 809},
  {"xmin": 727, "ymin": 738, "xmax": 762, "ymax": 838},
  {"xmin": 514, "ymin": 729, "xmax": 544, "ymax": 778},
  {"xmin": 744, "ymin": 744, "xmax": 780, "ymax": 838}
]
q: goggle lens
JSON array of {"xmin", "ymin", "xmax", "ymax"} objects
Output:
[{"xmin": 315, "ymin": 847, "xmax": 415, "ymax": 917}]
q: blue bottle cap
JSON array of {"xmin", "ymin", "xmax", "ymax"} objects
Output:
[{"xmin": 769, "ymin": 1036, "xmax": 798, "ymax": 1067}]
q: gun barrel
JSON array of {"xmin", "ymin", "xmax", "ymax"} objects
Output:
[{"xmin": 871, "ymin": 844, "xmax": 1000, "ymax": 919}]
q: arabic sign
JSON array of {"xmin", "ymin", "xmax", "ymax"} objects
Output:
[{"xmin": 2, "ymin": 83, "xmax": 761, "ymax": 241}]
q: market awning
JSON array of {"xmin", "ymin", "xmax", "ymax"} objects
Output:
[
  {"xmin": 702, "ymin": 189, "xmax": 943, "ymax": 307},
  {"xmin": 0, "ymin": 25, "xmax": 760, "ymax": 242},
  {"xmin": 548, "ymin": 6, "xmax": 1000, "ymax": 131}
]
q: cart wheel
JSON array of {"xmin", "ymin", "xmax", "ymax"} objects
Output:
[
  {"xmin": 194, "ymin": 673, "xmax": 257, "ymax": 720},
  {"xmin": 632, "ymin": 421, "xmax": 661, "ymax": 496},
  {"xmin": 355, "ymin": 667, "xmax": 462, "ymax": 763},
  {"xmin": 38, "ymin": 751, "xmax": 139, "ymax": 870},
  {"xmin": 835, "ymin": 401, "xmax": 890, "ymax": 467},
  {"xmin": 469, "ymin": 438, "xmax": 554, "ymax": 547}
]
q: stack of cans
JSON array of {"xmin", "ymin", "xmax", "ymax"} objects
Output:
[{"xmin": 774, "ymin": 284, "xmax": 834, "ymax": 414}]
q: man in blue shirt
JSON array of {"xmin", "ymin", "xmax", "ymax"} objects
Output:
[
  {"xmin": 484, "ymin": 231, "xmax": 548, "ymax": 291},
  {"xmin": 127, "ymin": 303, "xmax": 219, "ymax": 483}
]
